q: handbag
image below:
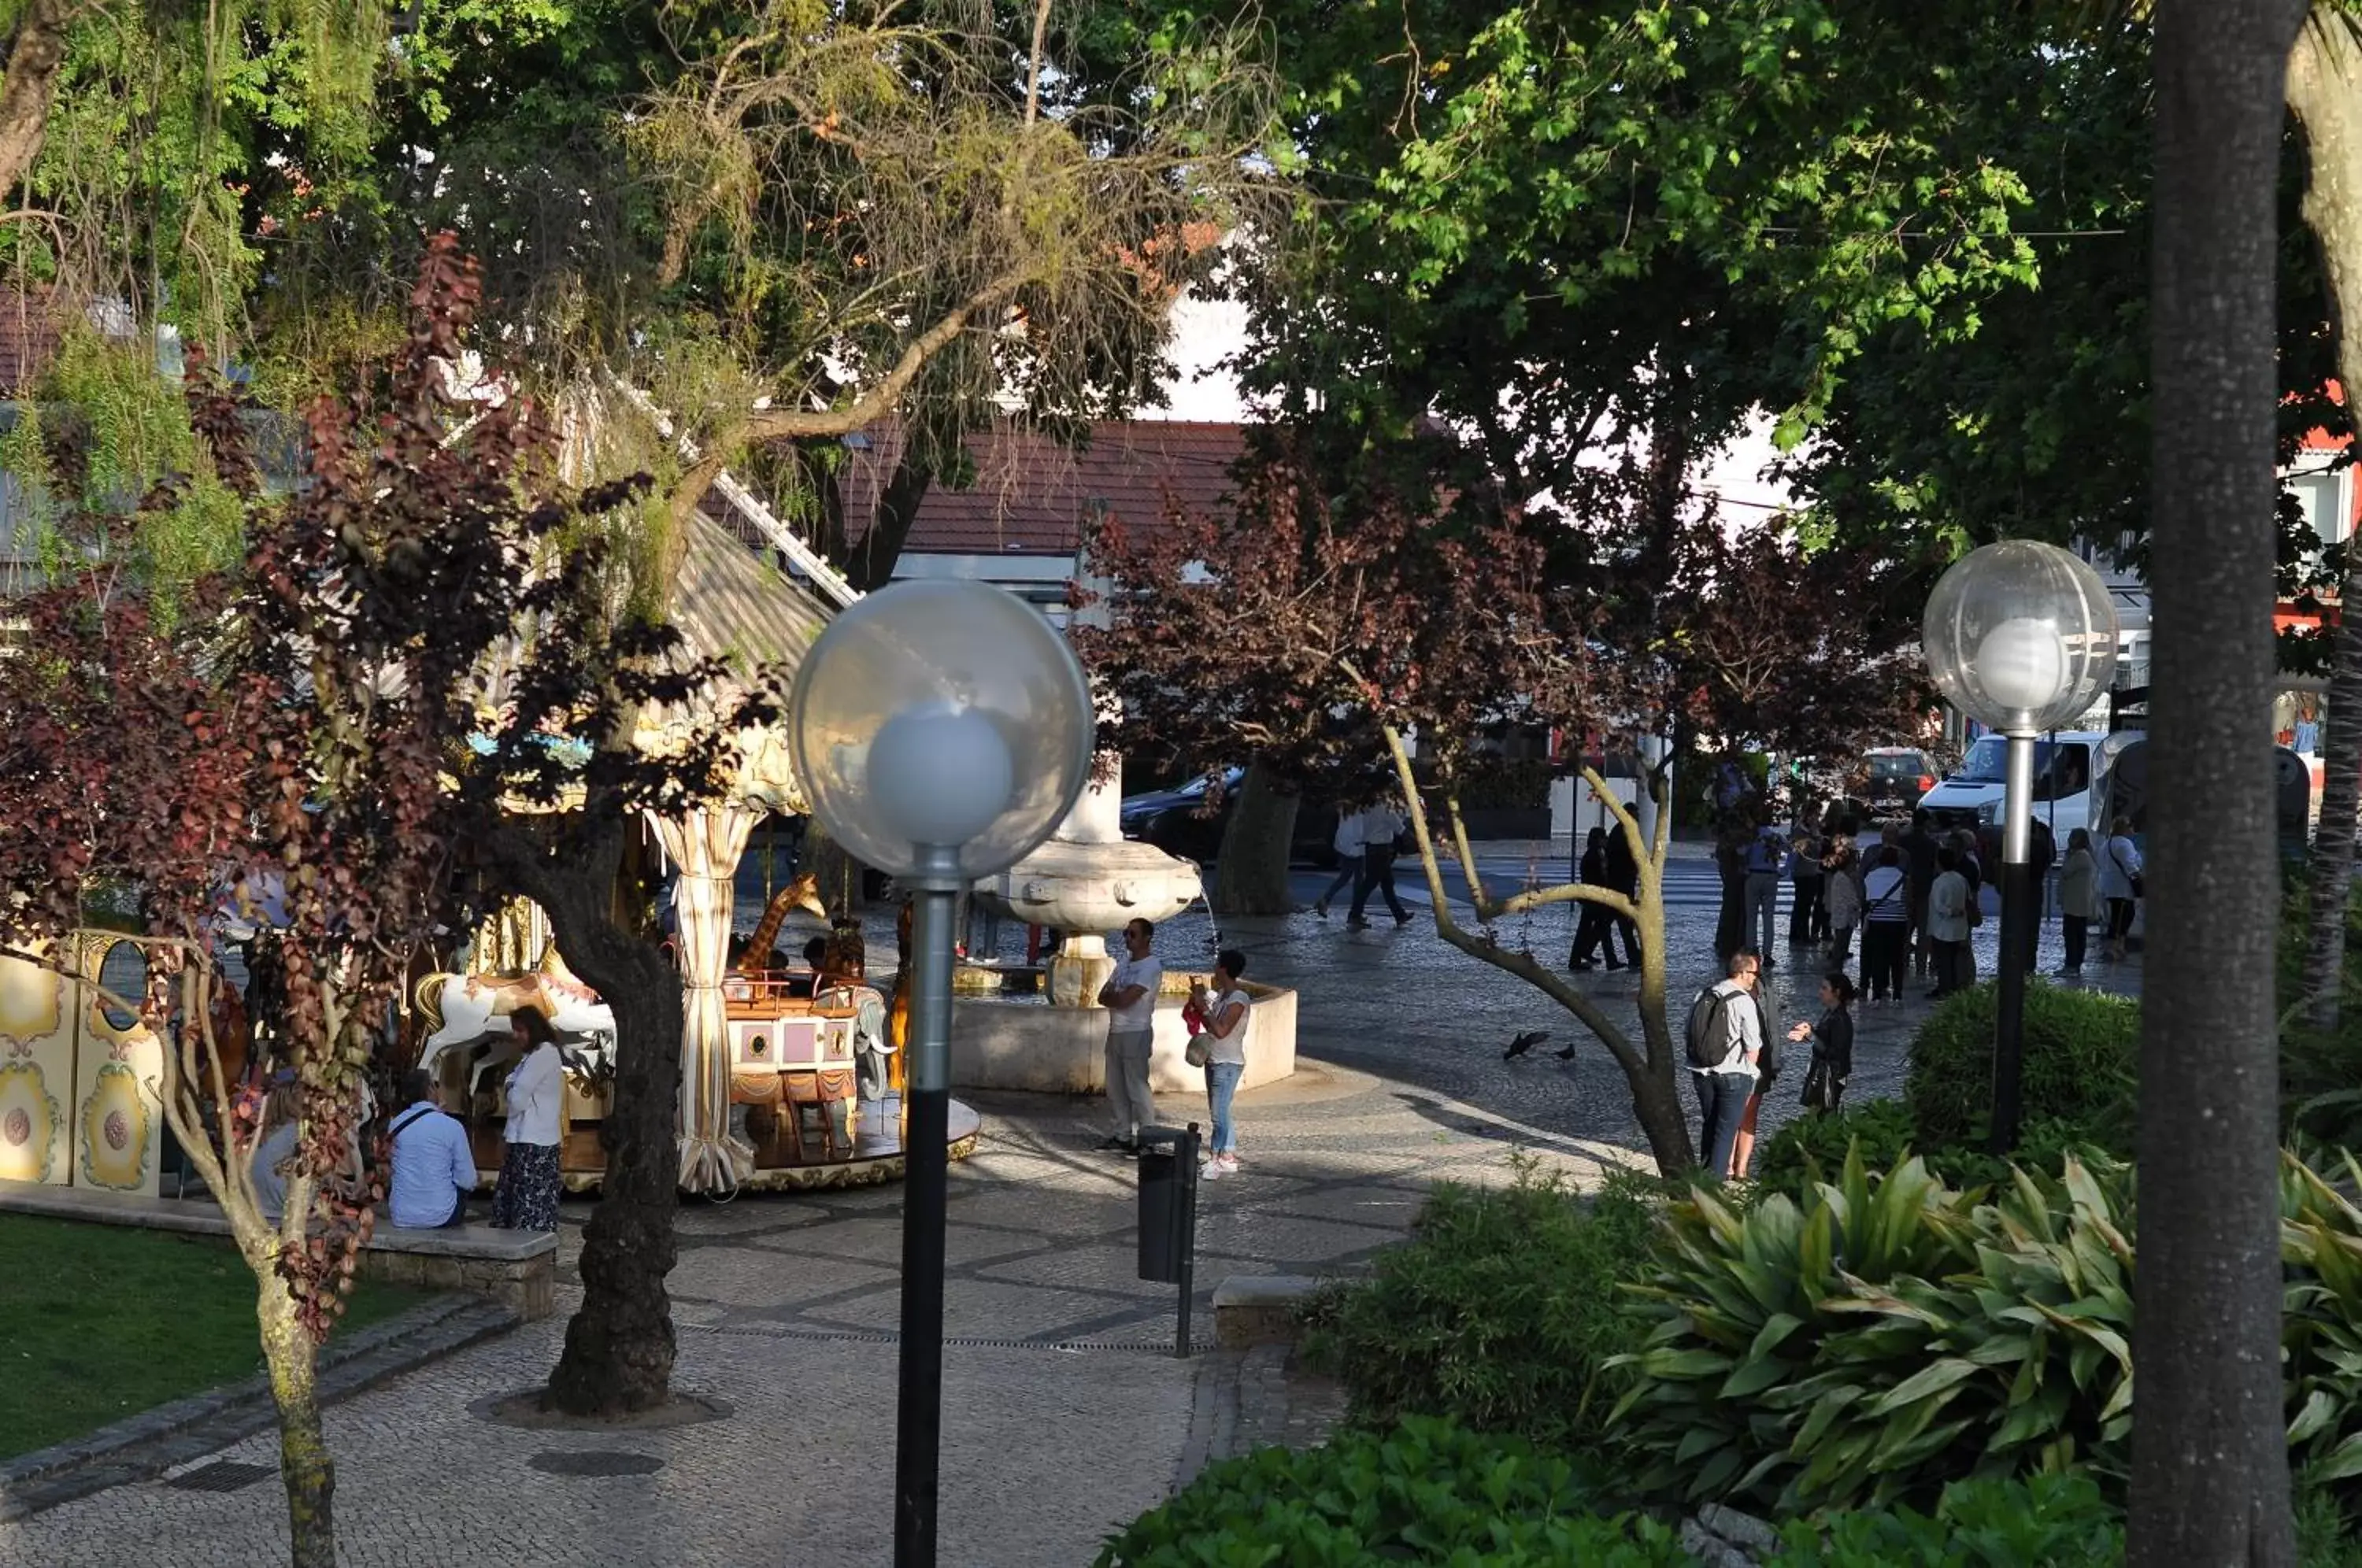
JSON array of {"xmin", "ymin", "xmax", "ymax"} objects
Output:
[
  {"xmin": 1800, "ymin": 1059, "xmax": 1839, "ymax": 1112},
  {"xmin": 1185, "ymin": 1037, "xmax": 1210, "ymax": 1069}
]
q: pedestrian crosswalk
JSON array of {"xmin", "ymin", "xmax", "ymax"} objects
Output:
[{"xmin": 1457, "ymin": 858, "xmax": 1784, "ymax": 912}]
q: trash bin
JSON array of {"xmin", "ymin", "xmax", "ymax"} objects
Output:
[{"xmin": 1138, "ymin": 1141, "xmax": 1187, "ymax": 1284}]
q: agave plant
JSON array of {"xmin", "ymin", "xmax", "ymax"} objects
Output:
[{"xmin": 1612, "ymin": 1146, "xmax": 2139, "ymax": 1514}]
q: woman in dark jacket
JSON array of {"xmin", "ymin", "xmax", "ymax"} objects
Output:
[{"xmin": 1787, "ymin": 971, "xmax": 1857, "ymax": 1113}]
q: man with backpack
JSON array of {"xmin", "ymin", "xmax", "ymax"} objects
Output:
[{"xmin": 1687, "ymin": 949, "xmax": 1765, "ymax": 1178}]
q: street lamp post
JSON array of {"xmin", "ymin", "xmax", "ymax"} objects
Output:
[
  {"xmin": 1922, "ymin": 542, "xmax": 2119, "ymax": 1154},
  {"xmin": 788, "ymin": 581, "xmax": 1094, "ymax": 1568}
]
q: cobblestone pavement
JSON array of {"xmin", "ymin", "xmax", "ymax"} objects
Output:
[{"xmin": 0, "ymin": 838, "xmax": 2138, "ymax": 1567}]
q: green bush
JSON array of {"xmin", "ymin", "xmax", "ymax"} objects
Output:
[
  {"xmin": 1298, "ymin": 1159, "xmax": 1657, "ymax": 1465},
  {"xmin": 1090, "ymin": 1417, "xmax": 1688, "ymax": 1567},
  {"xmin": 1903, "ymin": 982, "xmax": 2138, "ymax": 1152},
  {"xmin": 1768, "ymin": 1473, "xmax": 2123, "ymax": 1566},
  {"xmin": 1612, "ymin": 1149, "xmax": 2136, "ymax": 1515},
  {"xmin": 1616, "ymin": 1145, "xmax": 2362, "ymax": 1519},
  {"xmin": 1752, "ymin": 1105, "xmax": 2114, "ymax": 1200}
]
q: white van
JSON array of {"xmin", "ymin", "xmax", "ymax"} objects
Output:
[{"xmin": 1916, "ymin": 730, "xmax": 2134, "ymax": 845}]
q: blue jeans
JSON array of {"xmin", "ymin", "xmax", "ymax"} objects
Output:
[
  {"xmin": 1205, "ymin": 1060, "xmax": 1244, "ymax": 1155},
  {"xmin": 1695, "ymin": 1071, "xmax": 1753, "ymax": 1178}
]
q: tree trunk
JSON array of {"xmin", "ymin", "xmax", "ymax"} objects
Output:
[
  {"xmin": 258, "ymin": 1278, "xmax": 335, "ymax": 1568},
  {"xmin": 1631, "ymin": 801, "xmax": 1697, "ymax": 1175},
  {"xmin": 0, "ymin": 0, "xmax": 69, "ymax": 206},
  {"xmin": 485, "ymin": 822, "xmax": 687, "ymax": 1416},
  {"xmin": 2288, "ymin": 9, "xmax": 2362, "ymax": 1032},
  {"xmin": 542, "ymin": 882, "xmax": 685, "ymax": 1415},
  {"xmin": 801, "ymin": 819, "xmax": 866, "ymax": 919},
  {"xmin": 2133, "ymin": 3, "xmax": 2305, "ymax": 1563},
  {"xmin": 1210, "ymin": 758, "xmax": 1297, "ymax": 916}
]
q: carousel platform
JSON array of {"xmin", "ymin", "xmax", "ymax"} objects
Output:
[{"xmin": 465, "ymin": 1095, "xmax": 983, "ymax": 1196}]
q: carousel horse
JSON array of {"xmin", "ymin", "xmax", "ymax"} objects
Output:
[{"xmin": 413, "ymin": 943, "xmax": 616, "ymax": 1080}]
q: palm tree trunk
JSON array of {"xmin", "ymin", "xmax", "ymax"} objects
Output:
[{"xmin": 2131, "ymin": 3, "xmax": 2306, "ymax": 1562}]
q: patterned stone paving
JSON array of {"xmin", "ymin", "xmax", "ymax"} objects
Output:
[{"xmin": 0, "ymin": 841, "xmax": 2139, "ymax": 1566}]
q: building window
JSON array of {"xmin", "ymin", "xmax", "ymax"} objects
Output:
[{"xmin": 2290, "ymin": 464, "xmax": 2350, "ymax": 550}]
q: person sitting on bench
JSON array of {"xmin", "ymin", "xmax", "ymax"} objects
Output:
[{"xmin": 387, "ymin": 1069, "xmax": 476, "ymax": 1229}]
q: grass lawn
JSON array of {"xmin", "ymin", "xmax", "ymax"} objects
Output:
[{"xmin": 0, "ymin": 1213, "xmax": 431, "ymax": 1460}]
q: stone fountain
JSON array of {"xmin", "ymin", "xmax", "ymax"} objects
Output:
[
  {"xmin": 979, "ymin": 767, "xmax": 1203, "ymax": 1005},
  {"xmin": 948, "ymin": 763, "xmax": 1298, "ymax": 1096}
]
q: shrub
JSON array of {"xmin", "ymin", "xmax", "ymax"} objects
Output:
[
  {"xmin": 1616, "ymin": 1145, "xmax": 2362, "ymax": 1519},
  {"xmin": 1612, "ymin": 1149, "xmax": 2137, "ymax": 1515},
  {"xmin": 1090, "ymin": 1417, "xmax": 1688, "ymax": 1567},
  {"xmin": 1752, "ymin": 1105, "xmax": 2115, "ymax": 1200},
  {"xmin": 1298, "ymin": 1159, "xmax": 1657, "ymax": 1465},
  {"xmin": 1768, "ymin": 1473, "xmax": 2123, "ymax": 1566},
  {"xmin": 1904, "ymin": 982, "xmax": 2138, "ymax": 1152}
]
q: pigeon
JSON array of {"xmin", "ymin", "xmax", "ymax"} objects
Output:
[
  {"xmin": 1503, "ymin": 1029, "xmax": 1549, "ymax": 1060},
  {"xmin": 1555, "ymin": 1045, "xmax": 1577, "ymax": 1062}
]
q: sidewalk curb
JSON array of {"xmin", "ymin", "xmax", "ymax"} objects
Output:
[{"xmin": 0, "ymin": 1293, "xmax": 518, "ymax": 1522}]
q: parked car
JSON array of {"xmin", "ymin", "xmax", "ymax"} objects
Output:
[
  {"xmin": 1859, "ymin": 747, "xmax": 1942, "ymax": 813},
  {"xmin": 1119, "ymin": 768, "xmax": 1342, "ymax": 867}
]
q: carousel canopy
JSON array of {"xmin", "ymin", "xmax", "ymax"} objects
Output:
[{"xmin": 637, "ymin": 508, "xmax": 837, "ymax": 815}]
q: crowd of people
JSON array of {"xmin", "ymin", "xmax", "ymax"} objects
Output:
[{"xmin": 1677, "ymin": 801, "xmax": 2145, "ymax": 1178}]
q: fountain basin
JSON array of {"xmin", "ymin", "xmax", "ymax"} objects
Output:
[{"xmin": 949, "ymin": 977, "xmax": 1298, "ymax": 1097}]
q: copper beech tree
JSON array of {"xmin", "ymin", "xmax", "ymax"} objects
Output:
[
  {"xmin": 0, "ymin": 239, "xmax": 746, "ymax": 1567},
  {"xmin": 1077, "ymin": 434, "xmax": 1927, "ymax": 1176}
]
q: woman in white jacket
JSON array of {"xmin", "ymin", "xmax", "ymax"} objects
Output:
[{"xmin": 2096, "ymin": 816, "xmax": 2143, "ymax": 963}]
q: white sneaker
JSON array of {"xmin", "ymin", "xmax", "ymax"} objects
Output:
[
  {"xmin": 1199, "ymin": 1159, "xmax": 1223, "ymax": 1182},
  {"xmin": 1217, "ymin": 1154, "xmax": 1240, "ymax": 1174}
]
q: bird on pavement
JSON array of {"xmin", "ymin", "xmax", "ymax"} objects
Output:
[
  {"xmin": 1555, "ymin": 1044, "xmax": 1577, "ymax": 1061},
  {"xmin": 1503, "ymin": 1029, "xmax": 1549, "ymax": 1060}
]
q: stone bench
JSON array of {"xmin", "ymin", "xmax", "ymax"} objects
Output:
[
  {"xmin": 0, "ymin": 1180, "xmax": 557, "ymax": 1321},
  {"xmin": 1212, "ymin": 1274, "xmax": 1324, "ymax": 1348}
]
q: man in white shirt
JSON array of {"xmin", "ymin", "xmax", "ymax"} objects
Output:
[
  {"xmin": 1691, "ymin": 950, "xmax": 1764, "ymax": 1178},
  {"xmin": 1346, "ymin": 798, "xmax": 1412, "ymax": 929},
  {"xmin": 1095, "ymin": 919, "xmax": 1164, "ymax": 1156},
  {"xmin": 387, "ymin": 1069, "xmax": 478, "ymax": 1228}
]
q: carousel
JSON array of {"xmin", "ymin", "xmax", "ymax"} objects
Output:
[
  {"xmin": 405, "ymin": 508, "xmax": 981, "ymax": 1196},
  {"xmin": 0, "ymin": 506, "xmax": 979, "ymax": 1206}
]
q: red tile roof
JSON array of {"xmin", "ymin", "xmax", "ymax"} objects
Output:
[{"xmin": 842, "ymin": 420, "xmax": 1247, "ymax": 557}]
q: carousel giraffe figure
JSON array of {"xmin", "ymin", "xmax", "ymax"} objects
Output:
[{"xmin": 735, "ymin": 873, "xmax": 828, "ymax": 975}]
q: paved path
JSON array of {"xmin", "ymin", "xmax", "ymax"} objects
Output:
[{"xmin": 0, "ymin": 838, "xmax": 2140, "ymax": 1567}]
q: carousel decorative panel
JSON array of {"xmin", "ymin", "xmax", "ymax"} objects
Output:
[
  {"xmin": 0, "ymin": 948, "xmax": 68, "ymax": 1185},
  {"xmin": 72, "ymin": 937, "xmax": 164, "ymax": 1196}
]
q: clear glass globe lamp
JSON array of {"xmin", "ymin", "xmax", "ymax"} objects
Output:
[
  {"xmin": 788, "ymin": 580, "xmax": 1096, "ymax": 881},
  {"xmin": 1921, "ymin": 540, "xmax": 2120, "ymax": 734}
]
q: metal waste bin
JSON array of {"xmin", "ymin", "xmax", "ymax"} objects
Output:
[{"xmin": 1135, "ymin": 1122, "xmax": 1201, "ymax": 1355}]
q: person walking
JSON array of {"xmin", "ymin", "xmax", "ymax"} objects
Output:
[
  {"xmin": 1822, "ymin": 838, "xmax": 1862, "ymax": 965},
  {"xmin": 1346, "ymin": 797, "xmax": 1412, "ymax": 929},
  {"xmin": 1601, "ymin": 820, "xmax": 1642, "ymax": 970},
  {"xmin": 1689, "ymin": 949, "xmax": 1763, "ymax": 1178},
  {"xmin": 1860, "ymin": 845, "xmax": 1912, "ymax": 1004},
  {"xmin": 1312, "ymin": 801, "xmax": 1365, "ymax": 918},
  {"xmin": 1094, "ymin": 919, "xmax": 1163, "ymax": 1156},
  {"xmin": 2098, "ymin": 815, "xmax": 2144, "ymax": 961},
  {"xmin": 1786, "ymin": 832, "xmax": 1823, "ymax": 947},
  {"xmin": 1901, "ymin": 810, "xmax": 1942, "ymax": 982},
  {"xmin": 1189, "ymin": 948, "xmax": 1253, "ymax": 1179},
  {"xmin": 1742, "ymin": 818, "xmax": 1786, "ymax": 964},
  {"xmin": 1789, "ymin": 971, "xmax": 1857, "ymax": 1113},
  {"xmin": 1926, "ymin": 847, "xmax": 1974, "ymax": 1000},
  {"xmin": 1568, "ymin": 826, "xmax": 1612, "ymax": 970},
  {"xmin": 1713, "ymin": 819, "xmax": 1748, "ymax": 964},
  {"xmin": 490, "ymin": 1007, "xmax": 564, "ymax": 1233},
  {"xmin": 2059, "ymin": 827, "xmax": 2101, "ymax": 977}
]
